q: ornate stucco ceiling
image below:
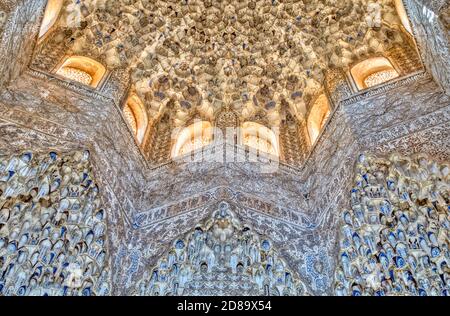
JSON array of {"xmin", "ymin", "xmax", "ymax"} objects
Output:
[{"xmin": 54, "ymin": 0, "xmax": 410, "ymax": 126}]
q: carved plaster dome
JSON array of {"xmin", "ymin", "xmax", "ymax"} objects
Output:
[
  {"xmin": 0, "ymin": 0, "xmax": 448, "ymax": 299},
  {"xmin": 32, "ymin": 0, "xmax": 421, "ymax": 132}
]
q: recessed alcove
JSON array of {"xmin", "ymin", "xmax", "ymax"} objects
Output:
[
  {"xmin": 123, "ymin": 93, "xmax": 148, "ymax": 145},
  {"xmin": 350, "ymin": 57, "xmax": 400, "ymax": 91},
  {"xmin": 171, "ymin": 121, "xmax": 214, "ymax": 158},
  {"xmin": 240, "ymin": 122, "xmax": 279, "ymax": 157},
  {"xmin": 55, "ymin": 56, "xmax": 106, "ymax": 88}
]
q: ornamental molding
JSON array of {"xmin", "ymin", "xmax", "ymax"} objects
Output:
[
  {"xmin": 133, "ymin": 186, "xmax": 314, "ymax": 231},
  {"xmin": 340, "ymin": 71, "xmax": 430, "ymax": 106},
  {"xmin": 26, "ymin": 68, "xmax": 113, "ymax": 104}
]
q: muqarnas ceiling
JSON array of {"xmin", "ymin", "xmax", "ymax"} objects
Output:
[{"xmin": 34, "ymin": 0, "xmax": 420, "ymax": 127}]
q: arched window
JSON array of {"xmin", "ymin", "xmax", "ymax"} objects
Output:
[
  {"xmin": 39, "ymin": 0, "xmax": 64, "ymax": 38},
  {"xmin": 350, "ymin": 57, "xmax": 399, "ymax": 90},
  {"xmin": 171, "ymin": 121, "xmax": 213, "ymax": 158},
  {"xmin": 394, "ymin": 0, "xmax": 413, "ymax": 34},
  {"xmin": 124, "ymin": 94, "xmax": 148, "ymax": 144},
  {"xmin": 55, "ymin": 56, "xmax": 106, "ymax": 88},
  {"xmin": 241, "ymin": 122, "xmax": 279, "ymax": 157},
  {"xmin": 307, "ymin": 94, "xmax": 331, "ymax": 146}
]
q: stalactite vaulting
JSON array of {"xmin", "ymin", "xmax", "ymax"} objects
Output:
[
  {"xmin": 0, "ymin": 0, "xmax": 448, "ymax": 298},
  {"xmin": 133, "ymin": 202, "xmax": 309, "ymax": 296},
  {"xmin": 334, "ymin": 153, "xmax": 449, "ymax": 296},
  {"xmin": 31, "ymin": 0, "xmax": 422, "ymax": 129},
  {"xmin": 0, "ymin": 150, "xmax": 110, "ymax": 296}
]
